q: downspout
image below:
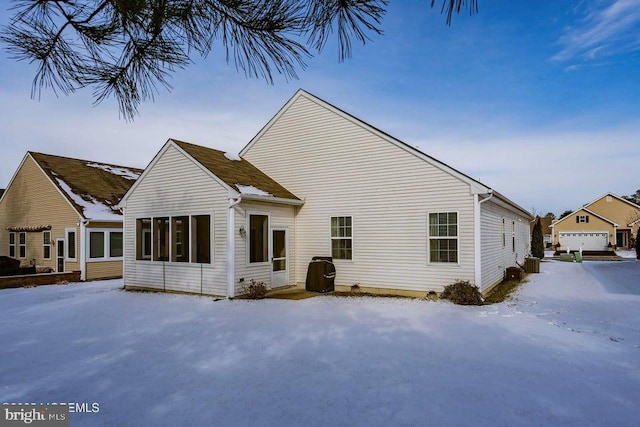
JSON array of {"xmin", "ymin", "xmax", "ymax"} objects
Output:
[
  {"xmin": 227, "ymin": 196, "xmax": 242, "ymax": 298},
  {"xmin": 80, "ymin": 218, "xmax": 88, "ymax": 281},
  {"xmin": 474, "ymin": 191, "xmax": 494, "ymax": 291}
]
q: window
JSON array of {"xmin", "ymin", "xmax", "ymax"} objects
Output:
[
  {"xmin": 110, "ymin": 232, "xmax": 123, "ymax": 258},
  {"xmin": 136, "ymin": 215, "xmax": 211, "ymax": 264},
  {"xmin": 192, "ymin": 215, "xmax": 211, "ymax": 264},
  {"xmin": 43, "ymin": 231, "xmax": 51, "ymax": 260},
  {"xmin": 153, "ymin": 218, "xmax": 170, "ymax": 261},
  {"xmin": 249, "ymin": 214, "xmax": 269, "ymax": 263},
  {"xmin": 512, "ymin": 221, "xmax": 516, "ymax": 252},
  {"xmin": 136, "ymin": 219, "xmax": 152, "ymax": 260},
  {"xmin": 90, "ymin": 232, "xmax": 105, "ymax": 258},
  {"xmin": 428, "ymin": 212, "xmax": 458, "ymax": 263},
  {"xmin": 171, "ymin": 216, "xmax": 189, "ymax": 262},
  {"xmin": 331, "ymin": 216, "xmax": 353, "ymax": 260},
  {"xmin": 18, "ymin": 232, "xmax": 26, "ymax": 258},
  {"xmin": 87, "ymin": 229, "xmax": 124, "ymax": 260},
  {"xmin": 66, "ymin": 229, "xmax": 76, "ymax": 260},
  {"xmin": 577, "ymin": 215, "xmax": 589, "ymax": 223},
  {"xmin": 8, "ymin": 232, "xmax": 15, "ymax": 258}
]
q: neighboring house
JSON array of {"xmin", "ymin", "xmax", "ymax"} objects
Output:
[
  {"xmin": 530, "ymin": 216, "xmax": 553, "ymax": 247},
  {"xmin": 551, "ymin": 193, "xmax": 640, "ymax": 251},
  {"xmin": 122, "ymin": 90, "xmax": 531, "ymax": 298},
  {"xmin": 0, "ymin": 152, "xmax": 142, "ymax": 280}
]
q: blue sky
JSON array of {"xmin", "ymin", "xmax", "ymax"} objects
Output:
[{"xmin": 1, "ymin": 1, "xmax": 639, "ymax": 216}]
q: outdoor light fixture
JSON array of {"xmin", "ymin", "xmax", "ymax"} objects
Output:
[{"xmin": 239, "ymin": 225, "xmax": 246, "ymax": 238}]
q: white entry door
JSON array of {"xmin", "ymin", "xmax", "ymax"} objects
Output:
[{"xmin": 271, "ymin": 228, "xmax": 288, "ymax": 288}]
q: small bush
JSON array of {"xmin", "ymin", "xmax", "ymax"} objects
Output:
[
  {"xmin": 441, "ymin": 280, "xmax": 483, "ymax": 306},
  {"xmin": 241, "ymin": 279, "xmax": 269, "ymax": 299}
]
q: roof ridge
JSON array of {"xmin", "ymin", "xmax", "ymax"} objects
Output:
[{"xmin": 29, "ymin": 151, "xmax": 143, "ymax": 172}]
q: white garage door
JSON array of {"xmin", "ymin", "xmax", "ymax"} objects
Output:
[{"xmin": 558, "ymin": 232, "xmax": 608, "ymax": 251}]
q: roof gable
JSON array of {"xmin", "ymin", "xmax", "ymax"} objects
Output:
[
  {"xmin": 584, "ymin": 192, "xmax": 640, "ymax": 211},
  {"xmin": 552, "ymin": 207, "xmax": 618, "ymax": 228},
  {"xmin": 121, "ymin": 139, "xmax": 301, "ymax": 205},
  {"xmin": 240, "ymin": 89, "xmax": 531, "ymax": 218},
  {"xmin": 530, "ymin": 216, "xmax": 553, "ymax": 233},
  {"xmin": 171, "ymin": 139, "xmax": 300, "ymax": 201},
  {"xmin": 29, "ymin": 152, "xmax": 142, "ymax": 221}
]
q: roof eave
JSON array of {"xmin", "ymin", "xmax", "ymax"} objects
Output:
[{"xmin": 240, "ymin": 194, "xmax": 304, "ymax": 206}]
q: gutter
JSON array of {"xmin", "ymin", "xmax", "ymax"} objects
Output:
[
  {"xmin": 227, "ymin": 196, "xmax": 242, "ymax": 298},
  {"xmin": 474, "ymin": 191, "xmax": 494, "ymax": 291},
  {"xmin": 239, "ymin": 194, "xmax": 304, "ymax": 206}
]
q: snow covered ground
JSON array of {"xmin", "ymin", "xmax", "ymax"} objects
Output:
[{"xmin": 1, "ymin": 260, "xmax": 639, "ymax": 426}]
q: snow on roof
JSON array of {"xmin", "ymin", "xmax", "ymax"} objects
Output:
[
  {"xmin": 86, "ymin": 162, "xmax": 141, "ymax": 180},
  {"xmin": 224, "ymin": 152, "xmax": 241, "ymax": 161},
  {"xmin": 54, "ymin": 177, "xmax": 123, "ymax": 221},
  {"xmin": 235, "ymin": 184, "xmax": 272, "ymax": 197}
]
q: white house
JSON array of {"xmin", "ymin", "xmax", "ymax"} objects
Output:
[{"xmin": 121, "ymin": 90, "xmax": 532, "ymax": 297}]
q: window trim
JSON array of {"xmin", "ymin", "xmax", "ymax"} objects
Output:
[
  {"xmin": 246, "ymin": 211, "xmax": 270, "ymax": 266},
  {"xmin": 18, "ymin": 231, "xmax": 26, "ymax": 259},
  {"xmin": 427, "ymin": 211, "xmax": 460, "ymax": 265},
  {"xmin": 43, "ymin": 231, "xmax": 52, "ymax": 260},
  {"xmin": 135, "ymin": 213, "xmax": 214, "ymax": 265},
  {"xmin": 8, "ymin": 232, "xmax": 16, "ymax": 258},
  {"xmin": 65, "ymin": 228, "xmax": 77, "ymax": 261},
  {"xmin": 330, "ymin": 215, "xmax": 354, "ymax": 261},
  {"xmin": 86, "ymin": 228, "xmax": 124, "ymax": 262}
]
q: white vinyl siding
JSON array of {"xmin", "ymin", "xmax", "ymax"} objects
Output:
[
  {"xmin": 123, "ymin": 144, "xmax": 228, "ymax": 296},
  {"xmin": 243, "ymin": 94, "xmax": 477, "ymax": 292},
  {"xmin": 480, "ymin": 200, "xmax": 530, "ymax": 292}
]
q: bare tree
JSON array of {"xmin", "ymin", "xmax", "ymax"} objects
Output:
[{"xmin": 1, "ymin": 0, "xmax": 478, "ymax": 120}]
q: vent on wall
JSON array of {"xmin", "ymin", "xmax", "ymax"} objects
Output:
[{"xmin": 606, "ymin": 196, "xmax": 612, "ymax": 202}]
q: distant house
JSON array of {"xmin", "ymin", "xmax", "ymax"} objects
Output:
[
  {"xmin": 530, "ymin": 216, "xmax": 553, "ymax": 247},
  {"xmin": 0, "ymin": 152, "xmax": 142, "ymax": 280},
  {"xmin": 551, "ymin": 193, "xmax": 640, "ymax": 251},
  {"xmin": 121, "ymin": 90, "xmax": 532, "ymax": 298}
]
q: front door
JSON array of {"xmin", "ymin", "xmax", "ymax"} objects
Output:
[
  {"xmin": 616, "ymin": 231, "xmax": 628, "ymax": 249},
  {"xmin": 271, "ymin": 228, "xmax": 288, "ymax": 288},
  {"xmin": 56, "ymin": 239, "xmax": 65, "ymax": 272}
]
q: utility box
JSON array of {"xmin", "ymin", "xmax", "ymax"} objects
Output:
[
  {"xmin": 505, "ymin": 266, "xmax": 522, "ymax": 281},
  {"xmin": 524, "ymin": 257, "xmax": 540, "ymax": 273},
  {"xmin": 305, "ymin": 257, "xmax": 336, "ymax": 293}
]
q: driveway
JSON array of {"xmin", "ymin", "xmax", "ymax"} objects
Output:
[{"xmin": 583, "ymin": 260, "xmax": 640, "ymax": 295}]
